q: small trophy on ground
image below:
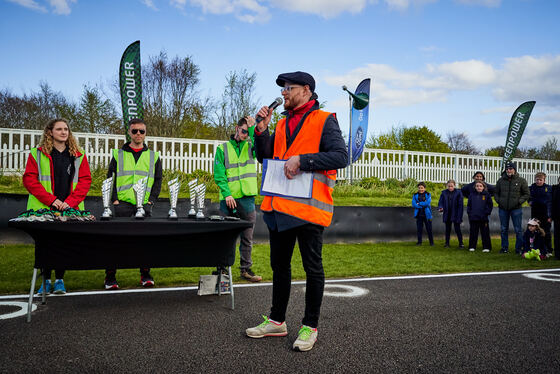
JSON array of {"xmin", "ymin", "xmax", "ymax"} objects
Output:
[
  {"xmin": 133, "ymin": 177, "xmax": 148, "ymax": 220},
  {"xmin": 101, "ymin": 176, "xmax": 113, "ymax": 220},
  {"xmin": 187, "ymin": 179, "xmax": 198, "ymax": 217},
  {"xmin": 195, "ymin": 183, "xmax": 206, "ymax": 220},
  {"xmin": 167, "ymin": 177, "xmax": 180, "ymax": 220}
]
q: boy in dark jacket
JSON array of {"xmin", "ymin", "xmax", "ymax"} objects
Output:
[
  {"xmin": 467, "ymin": 181, "xmax": 493, "ymax": 252},
  {"xmin": 528, "ymin": 172, "xmax": 553, "ymax": 255},
  {"xmin": 412, "ymin": 182, "xmax": 434, "ymax": 246},
  {"xmin": 438, "ymin": 179, "xmax": 464, "ymax": 248}
]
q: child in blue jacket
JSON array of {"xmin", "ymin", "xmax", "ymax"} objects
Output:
[
  {"xmin": 467, "ymin": 181, "xmax": 493, "ymax": 252},
  {"xmin": 412, "ymin": 182, "xmax": 433, "ymax": 246},
  {"xmin": 438, "ymin": 179, "xmax": 464, "ymax": 248}
]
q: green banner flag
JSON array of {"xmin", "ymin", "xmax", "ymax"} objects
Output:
[
  {"xmin": 119, "ymin": 41, "xmax": 143, "ymax": 139},
  {"xmin": 502, "ymin": 101, "xmax": 535, "ymax": 168}
]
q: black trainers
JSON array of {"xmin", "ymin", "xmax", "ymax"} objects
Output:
[
  {"xmin": 443, "ymin": 243, "xmax": 450, "ymax": 248},
  {"xmin": 104, "ymin": 277, "xmax": 119, "ymax": 290},
  {"xmin": 141, "ymin": 272, "xmax": 154, "ymax": 287},
  {"xmin": 499, "ymin": 248, "xmax": 509, "ymax": 254}
]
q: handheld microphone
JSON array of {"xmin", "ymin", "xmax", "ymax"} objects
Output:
[{"xmin": 256, "ymin": 97, "xmax": 283, "ymax": 123}]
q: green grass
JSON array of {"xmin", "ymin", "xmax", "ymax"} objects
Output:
[{"xmin": 1, "ymin": 238, "xmax": 558, "ymax": 295}]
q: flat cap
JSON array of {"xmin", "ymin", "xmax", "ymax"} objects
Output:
[{"xmin": 276, "ymin": 71, "xmax": 315, "ymax": 92}]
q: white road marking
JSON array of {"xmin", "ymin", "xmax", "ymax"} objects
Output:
[
  {"xmin": 322, "ymin": 284, "xmax": 369, "ymax": 297},
  {"xmin": 0, "ymin": 301, "xmax": 36, "ymax": 320},
  {"xmin": 1, "ymin": 268, "xmax": 559, "ymax": 301},
  {"xmin": 523, "ymin": 273, "xmax": 560, "ymax": 282}
]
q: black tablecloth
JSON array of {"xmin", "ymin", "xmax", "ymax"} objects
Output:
[{"xmin": 8, "ymin": 218, "xmax": 252, "ymax": 270}]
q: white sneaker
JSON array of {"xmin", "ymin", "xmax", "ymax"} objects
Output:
[
  {"xmin": 293, "ymin": 325, "xmax": 318, "ymax": 352},
  {"xmin": 246, "ymin": 316, "xmax": 288, "ymax": 338},
  {"xmin": 482, "ymin": 249, "xmax": 490, "ymax": 253},
  {"xmin": 469, "ymin": 248, "xmax": 475, "ymax": 252}
]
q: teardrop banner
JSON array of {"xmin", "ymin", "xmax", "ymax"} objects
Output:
[
  {"xmin": 119, "ymin": 40, "xmax": 143, "ymax": 140},
  {"xmin": 501, "ymin": 101, "xmax": 535, "ymax": 169},
  {"xmin": 347, "ymin": 78, "xmax": 371, "ymax": 164}
]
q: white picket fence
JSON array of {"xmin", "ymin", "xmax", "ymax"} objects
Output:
[{"xmin": 1, "ymin": 127, "xmax": 559, "ymax": 185}]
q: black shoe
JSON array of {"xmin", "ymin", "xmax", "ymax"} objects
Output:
[
  {"xmin": 141, "ymin": 272, "xmax": 154, "ymax": 287},
  {"xmin": 104, "ymin": 277, "xmax": 119, "ymax": 290},
  {"xmin": 415, "ymin": 242, "xmax": 422, "ymax": 246},
  {"xmin": 458, "ymin": 244, "xmax": 465, "ymax": 249},
  {"xmin": 429, "ymin": 243, "xmax": 434, "ymax": 246},
  {"xmin": 444, "ymin": 243, "xmax": 450, "ymax": 248},
  {"xmin": 499, "ymin": 248, "xmax": 509, "ymax": 254}
]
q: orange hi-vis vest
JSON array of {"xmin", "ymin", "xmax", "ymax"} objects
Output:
[{"xmin": 261, "ymin": 109, "xmax": 337, "ymax": 227}]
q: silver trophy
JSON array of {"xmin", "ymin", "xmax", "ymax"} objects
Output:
[
  {"xmin": 188, "ymin": 179, "xmax": 198, "ymax": 217},
  {"xmin": 195, "ymin": 184, "xmax": 206, "ymax": 220},
  {"xmin": 101, "ymin": 177, "xmax": 113, "ymax": 220},
  {"xmin": 167, "ymin": 177, "xmax": 180, "ymax": 220},
  {"xmin": 133, "ymin": 177, "xmax": 148, "ymax": 219}
]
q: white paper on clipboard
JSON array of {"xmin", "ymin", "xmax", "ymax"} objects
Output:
[{"xmin": 261, "ymin": 159, "xmax": 313, "ymax": 198}]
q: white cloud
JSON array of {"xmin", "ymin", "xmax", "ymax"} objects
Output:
[
  {"xmin": 268, "ymin": 0, "xmax": 370, "ymax": 18},
  {"xmin": 171, "ymin": 0, "xmax": 270, "ymax": 23},
  {"xmin": 142, "ymin": 0, "xmax": 158, "ymax": 10},
  {"xmin": 493, "ymin": 55, "xmax": 560, "ymax": 107},
  {"xmin": 48, "ymin": 0, "xmax": 76, "ymax": 15},
  {"xmin": 384, "ymin": 0, "xmax": 437, "ymax": 11},
  {"xmin": 6, "ymin": 0, "xmax": 47, "ymax": 12},
  {"xmin": 325, "ymin": 54, "xmax": 560, "ymax": 109}
]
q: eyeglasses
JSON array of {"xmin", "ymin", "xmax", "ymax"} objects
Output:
[
  {"xmin": 131, "ymin": 129, "xmax": 145, "ymax": 135},
  {"xmin": 281, "ymin": 85, "xmax": 302, "ymax": 93},
  {"xmin": 240, "ymin": 129, "xmax": 248, "ymax": 135}
]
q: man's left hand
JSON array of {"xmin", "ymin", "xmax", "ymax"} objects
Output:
[{"xmin": 284, "ymin": 156, "xmax": 301, "ymax": 179}]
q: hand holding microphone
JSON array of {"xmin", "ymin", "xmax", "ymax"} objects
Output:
[{"xmin": 256, "ymin": 97, "xmax": 283, "ymax": 132}]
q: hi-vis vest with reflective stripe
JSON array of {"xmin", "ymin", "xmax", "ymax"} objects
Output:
[
  {"xmin": 113, "ymin": 148, "xmax": 159, "ymax": 205},
  {"xmin": 26, "ymin": 147, "xmax": 85, "ymax": 210},
  {"xmin": 261, "ymin": 110, "xmax": 337, "ymax": 227},
  {"xmin": 219, "ymin": 140, "xmax": 258, "ymax": 200}
]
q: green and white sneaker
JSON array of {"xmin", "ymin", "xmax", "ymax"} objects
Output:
[
  {"xmin": 293, "ymin": 325, "xmax": 318, "ymax": 352},
  {"xmin": 246, "ymin": 315, "xmax": 288, "ymax": 338}
]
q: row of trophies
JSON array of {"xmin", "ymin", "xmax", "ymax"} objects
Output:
[{"xmin": 101, "ymin": 176, "xmax": 206, "ymax": 220}]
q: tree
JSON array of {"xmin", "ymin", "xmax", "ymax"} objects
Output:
[
  {"xmin": 212, "ymin": 69, "xmax": 259, "ymax": 140},
  {"xmin": 76, "ymin": 84, "xmax": 121, "ymax": 134},
  {"xmin": 142, "ymin": 51, "xmax": 213, "ymax": 138},
  {"xmin": 538, "ymin": 137, "xmax": 559, "ymax": 160},
  {"xmin": 366, "ymin": 125, "xmax": 450, "ymax": 153},
  {"xmin": 445, "ymin": 131, "xmax": 479, "ymax": 155}
]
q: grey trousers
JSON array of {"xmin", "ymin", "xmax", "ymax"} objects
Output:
[{"xmin": 238, "ymin": 209, "xmax": 256, "ymax": 271}]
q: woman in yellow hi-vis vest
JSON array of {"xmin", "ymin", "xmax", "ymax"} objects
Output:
[
  {"xmin": 246, "ymin": 72, "xmax": 348, "ymax": 352},
  {"xmin": 23, "ymin": 118, "xmax": 92, "ymax": 294}
]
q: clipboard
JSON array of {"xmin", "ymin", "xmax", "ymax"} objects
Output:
[{"xmin": 260, "ymin": 158, "xmax": 313, "ymax": 198}]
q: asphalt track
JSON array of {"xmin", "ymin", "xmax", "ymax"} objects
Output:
[{"xmin": 1, "ymin": 270, "xmax": 559, "ymax": 373}]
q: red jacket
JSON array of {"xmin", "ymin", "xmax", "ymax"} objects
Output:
[{"xmin": 23, "ymin": 147, "xmax": 92, "ymax": 209}]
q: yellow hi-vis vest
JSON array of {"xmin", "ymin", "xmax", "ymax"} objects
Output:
[
  {"xmin": 26, "ymin": 147, "xmax": 85, "ymax": 210},
  {"xmin": 113, "ymin": 148, "xmax": 159, "ymax": 205},
  {"xmin": 260, "ymin": 110, "xmax": 336, "ymax": 227},
  {"xmin": 219, "ymin": 140, "xmax": 258, "ymax": 200}
]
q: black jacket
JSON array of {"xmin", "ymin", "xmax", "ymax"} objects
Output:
[
  {"xmin": 107, "ymin": 142, "xmax": 163, "ymax": 203},
  {"xmin": 528, "ymin": 183, "xmax": 552, "ymax": 218},
  {"xmin": 494, "ymin": 172, "xmax": 530, "ymax": 211},
  {"xmin": 552, "ymin": 184, "xmax": 560, "ymax": 221},
  {"xmin": 467, "ymin": 190, "xmax": 493, "ymax": 221}
]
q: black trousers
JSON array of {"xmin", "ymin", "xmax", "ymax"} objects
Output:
[
  {"xmin": 445, "ymin": 220, "xmax": 463, "ymax": 245},
  {"xmin": 469, "ymin": 220, "xmax": 492, "ymax": 250},
  {"xmin": 269, "ymin": 223, "xmax": 324, "ymax": 328},
  {"xmin": 43, "ymin": 269, "xmax": 65, "ymax": 279},
  {"xmin": 554, "ymin": 219, "xmax": 560, "ymax": 260},
  {"xmin": 106, "ymin": 201, "xmax": 153, "ymax": 277},
  {"xmin": 416, "ymin": 217, "xmax": 434, "ymax": 245}
]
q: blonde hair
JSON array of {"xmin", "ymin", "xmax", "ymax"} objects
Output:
[
  {"xmin": 447, "ymin": 179, "xmax": 456, "ymax": 186},
  {"xmin": 39, "ymin": 118, "xmax": 80, "ymax": 156},
  {"xmin": 474, "ymin": 180, "xmax": 487, "ymax": 191}
]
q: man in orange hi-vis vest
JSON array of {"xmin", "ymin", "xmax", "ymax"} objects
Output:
[{"xmin": 246, "ymin": 71, "xmax": 348, "ymax": 352}]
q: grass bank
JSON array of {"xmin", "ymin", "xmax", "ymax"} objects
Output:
[{"xmin": 1, "ymin": 238, "xmax": 558, "ymax": 295}]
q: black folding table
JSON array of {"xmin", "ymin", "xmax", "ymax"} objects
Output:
[{"xmin": 9, "ymin": 218, "xmax": 252, "ymax": 322}]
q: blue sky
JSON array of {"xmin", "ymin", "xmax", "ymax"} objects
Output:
[{"xmin": 1, "ymin": 0, "xmax": 559, "ymax": 152}]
